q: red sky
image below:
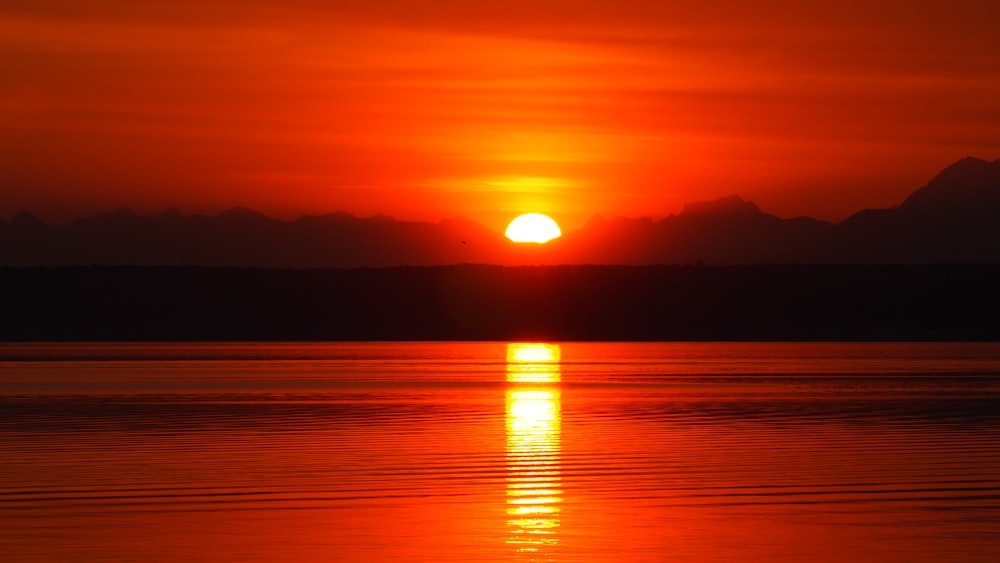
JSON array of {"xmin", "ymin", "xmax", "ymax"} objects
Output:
[{"xmin": 3, "ymin": 0, "xmax": 999, "ymax": 231}]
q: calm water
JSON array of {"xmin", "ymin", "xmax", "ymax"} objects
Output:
[{"xmin": 2, "ymin": 342, "xmax": 999, "ymax": 562}]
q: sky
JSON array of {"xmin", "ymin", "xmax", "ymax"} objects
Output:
[{"xmin": 3, "ymin": 0, "xmax": 999, "ymax": 231}]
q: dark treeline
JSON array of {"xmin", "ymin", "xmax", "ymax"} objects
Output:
[{"xmin": 3, "ymin": 264, "xmax": 999, "ymax": 341}]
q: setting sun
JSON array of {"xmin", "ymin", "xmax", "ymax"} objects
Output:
[{"xmin": 505, "ymin": 214, "xmax": 562, "ymax": 244}]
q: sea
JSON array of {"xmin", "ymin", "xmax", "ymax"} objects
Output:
[{"xmin": 1, "ymin": 342, "xmax": 999, "ymax": 562}]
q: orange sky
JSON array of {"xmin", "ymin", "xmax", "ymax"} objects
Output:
[{"xmin": 3, "ymin": 0, "xmax": 999, "ymax": 231}]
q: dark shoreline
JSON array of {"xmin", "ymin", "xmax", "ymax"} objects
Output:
[{"xmin": 4, "ymin": 264, "xmax": 999, "ymax": 342}]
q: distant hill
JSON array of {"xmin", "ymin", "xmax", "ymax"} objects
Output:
[
  {"xmin": 823, "ymin": 157, "xmax": 1000, "ymax": 263},
  {"xmin": 0, "ymin": 208, "xmax": 514, "ymax": 267},
  {"xmin": 2, "ymin": 157, "xmax": 999, "ymax": 266},
  {"xmin": 552, "ymin": 195, "xmax": 833, "ymax": 264}
]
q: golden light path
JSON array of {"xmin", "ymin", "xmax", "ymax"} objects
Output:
[{"xmin": 505, "ymin": 343, "xmax": 562, "ymax": 558}]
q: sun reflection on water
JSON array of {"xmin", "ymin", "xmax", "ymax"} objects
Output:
[{"xmin": 506, "ymin": 343, "xmax": 562, "ymax": 558}]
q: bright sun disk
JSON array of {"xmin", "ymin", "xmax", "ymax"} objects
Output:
[{"xmin": 505, "ymin": 213, "xmax": 562, "ymax": 243}]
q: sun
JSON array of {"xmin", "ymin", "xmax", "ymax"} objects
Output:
[{"xmin": 505, "ymin": 213, "xmax": 562, "ymax": 244}]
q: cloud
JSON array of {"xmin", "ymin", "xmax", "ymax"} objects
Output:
[{"xmin": 2, "ymin": 0, "xmax": 998, "ymax": 224}]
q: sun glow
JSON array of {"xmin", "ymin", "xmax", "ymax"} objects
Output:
[{"xmin": 505, "ymin": 214, "xmax": 562, "ymax": 244}]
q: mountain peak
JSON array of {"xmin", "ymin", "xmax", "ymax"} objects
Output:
[
  {"xmin": 680, "ymin": 195, "xmax": 761, "ymax": 217},
  {"xmin": 929, "ymin": 156, "xmax": 995, "ymax": 187},
  {"xmin": 900, "ymin": 157, "xmax": 1000, "ymax": 212},
  {"xmin": 93, "ymin": 208, "xmax": 137, "ymax": 220},
  {"xmin": 157, "ymin": 207, "xmax": 184, "ymax": 218},
  {"xmin": 10, "ymin": 210, "xmax": 48, "ymax": 228},
  {"xmin": 945, "ymin": 155, "xmax": 991, "ymax": 170},
  {"xmin": 218, "ymin": 206, "xmax": 271, "ymax": 221}
]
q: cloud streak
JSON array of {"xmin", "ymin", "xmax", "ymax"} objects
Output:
[{"xmin": 2, "ymin": 0, "xmax": 998, "ymax": 225}]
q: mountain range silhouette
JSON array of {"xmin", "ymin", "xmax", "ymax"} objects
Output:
[{"xmin": 3, "ymin": 157, "xmax": 999, "ymax": 267}]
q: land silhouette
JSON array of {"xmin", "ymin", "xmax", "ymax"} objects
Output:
[
  {"xmin": 3, "ymin": 157, "xmax": 999, "ymax": 267},
  {"xmin": 3, "ymin": 264, "xmax": 999, "ymax": 342},
  {"xmin": 3, "ymin": 157, "xmax": 1000, "ymax": 341}
]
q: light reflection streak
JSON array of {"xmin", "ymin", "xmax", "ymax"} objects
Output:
[{"xmin": 506, "ymin": 343, "xmax": 561, "ymax": 558}]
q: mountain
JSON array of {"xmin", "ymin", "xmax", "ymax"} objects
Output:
[
  {"xmin": 2, "ymin": 157, "xmax": 998, "ymax": 266},
  {"xmin": 825, "ymin": 157, "xmax": 1000, "ymax": 263},
  {"xmin": 0, "ymin": 209, "xmax": 515, "ymax": 268},
  {"xmin": 542, "ymin": 196, "xmax": 833, "ymax": 265}
]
